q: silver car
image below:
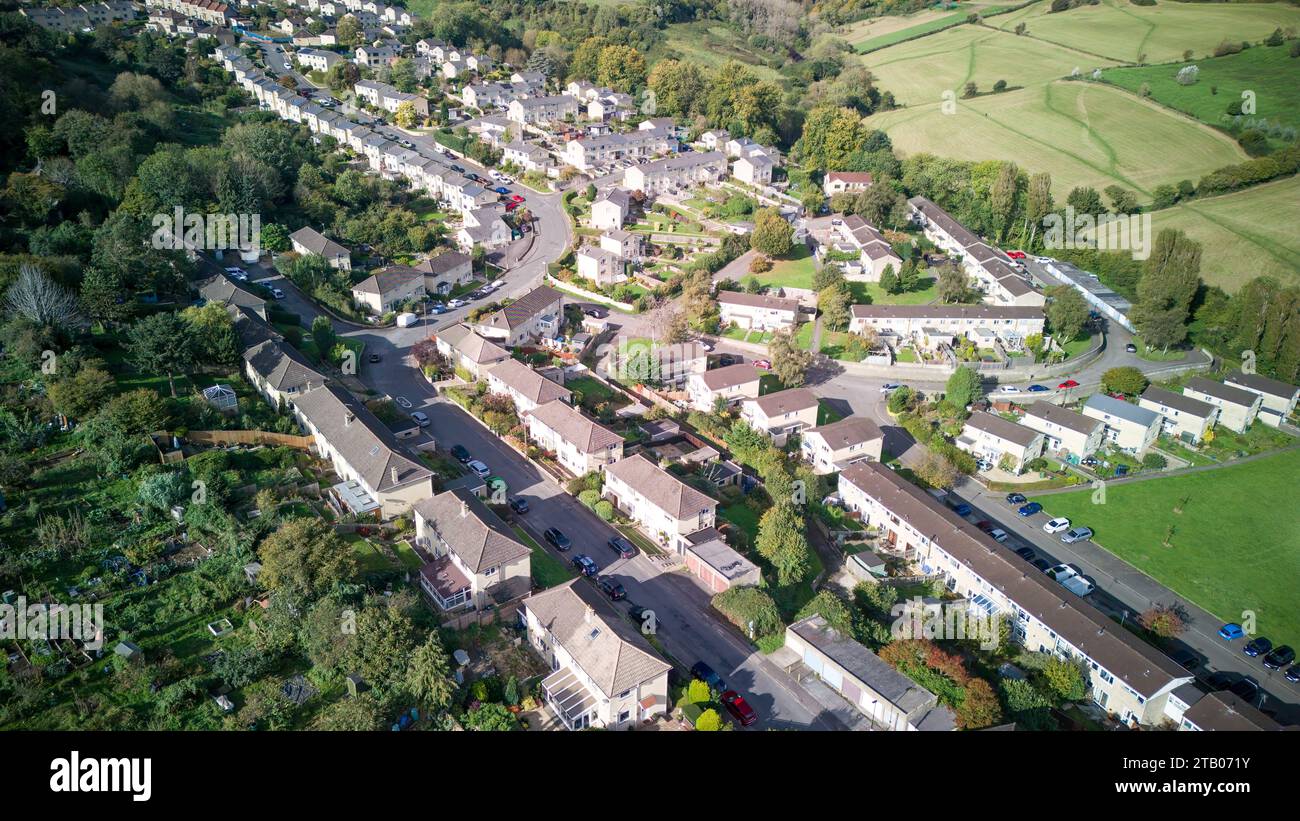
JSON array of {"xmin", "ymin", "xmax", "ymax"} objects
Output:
[{"xmin": 1060, "ymin": 526, "xmax": 1093, "ymax": 544}]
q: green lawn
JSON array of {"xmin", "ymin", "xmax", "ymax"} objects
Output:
[
  {"xmin": 855, "ymin": 11, "xmax": 968, "ymax": 53},
  {"xmin": 752, "ymin": 244, "xmax": 816, "ymax": 290},
  {"xmin": 1029, "ymin": 449, "xmax": 1300, "ymax": 647},
  {"xmin": 719, "ymin": 503, "xmax": 761, "ymax": 546},
  {"xmin": 850, "ymin": 276, "xmax": 937, "ymax": 305},
  {"xmin": 817, "ymin": 401, "xmax": 844, "ymax": 425},
  {"xmin": 512, "ymin": 525, "xmax": 574, "ymax": 589}
]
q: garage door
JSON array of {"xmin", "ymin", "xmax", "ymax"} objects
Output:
[
  {"xmin": 821, "ymin": 664, "xmax": 843, "ymax": 691},
  {"xmin": 802, "ymin": 648, "xmax": 823, "ymax": 676}
]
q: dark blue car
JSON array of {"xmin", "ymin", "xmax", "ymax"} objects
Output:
[
  {"xmin": 572, "ymin": 555, "xmax": 598, "ymax": 576},
  {"xmin": 494, "ymin": 186, "xmax": 510, "ymax": 195},
  {"xmin": 690, "ymin": 661, "xmax": 726, "ymax": 693},
  {"xmin": 1027, "ymin": 384, "xmax": 1050, "ymax": 392},
  {"xmin": 951, "ymin": 503, "xmax": 972, "ymax": 517},
  {"xmin": 1017, "ymin": 502, "xmax": 1043, "ymax": 516}
]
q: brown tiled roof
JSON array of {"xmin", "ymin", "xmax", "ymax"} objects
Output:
[
  {"xmin": 805, "ymin": 415, "xmax": 883, "ymax": 449},
  {"xmin": 604, "ymin": 453, "xmax": 715, "ymax": 520},
  {"xmin": 487, "ymin": 358, "xmax": 572, "ymax": 405},
  {"xmin": 526, "ymin": 400, "xmax": 623, "ymax": 454},
  {"xmin": 413, "ymin": 488, "xmax": 530, "ymax": 573},
  {"xmin": 964, "ymin": 411, "xmax": 1042, "ymax": 448},
  {"xmin": 478, "ymin": 285, "xmax": 563, "ymax": 332},
  {"xmin": 1182, "ymin": 691, "xmax": 1280, "ymax": 731}
]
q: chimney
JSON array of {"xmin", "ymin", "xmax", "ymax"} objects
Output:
[
  {"xmin": 460, "ymin": 500, "xmax": 468, "ymax": 518},
  {"xmin": 390, "ymin": 467, "xmax": 399, "ymax": 484},
  {"xmin": 344, "ymin": 412, "xmax": 355, "ymax": 426}
]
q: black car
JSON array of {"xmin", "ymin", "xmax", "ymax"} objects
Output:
[
  {"xmin": 716, "ymin": 354, "xmax": 738, "ymax": 367},
  {"xmin": 543, "ymin": 527, "xmax": 571, "ymax": 551},
  {"xmin": 1005, "ymin": 493, "xmax": 1027, "ymax": 505},
  {"xmin": 690, "ymin": 661, "xmax": 726, "ymax": 692},
  {"xmin": 450, "ymin": 444, "xmax": 471, "ymax": 463},
  {"xmin": 508, "ymin": 497, "xmax": 529, "ymax": 515},
  {"xmin": 628, "ymin": 604, "xmax": 649, "ymax": 625},
  {"xmin": 1286, "ymin": 665, "xmax": 1300, "ymax": 683},
  {"xmin": 607, "ymin": 536, "xmax": 637, "ymax": 560},
  {"xmin": 1031, "ymin": 558, "xmax": 1051, "ymax": 572},
  {"xmin": 1229, "ymin": 677, "xmax": 1260, "ymax": 703},
  {"xmin": 1168, "ymin": 647, "xmax": 1200, "ymax": 671},
  {"xmin": 1244, "ymin": 637, "xmax": 1273, "ymax": 658},
  {"xmin": 1014, "ymin": 547, "xmax": 1035, "ymax": 561},
  {"xmin": 1263, "ymin": 645, "xmax": 1295, "ymax": 670},
  {"xmin": 596, "ymin": 576, "xmax": 626, "ymax": 600},
  {"xmin": 1125, "ymin": 343, "xmax": 1138, "ymax": 353}
]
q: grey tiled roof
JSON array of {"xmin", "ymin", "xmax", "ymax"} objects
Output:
[
  {"xmin": 413, "ymin": 488, "xmax": 530, "ymax": 573},
  {"xmin": 526, "ymin": 400, "xmax": 623, "ymax": 454},
  {"xmin": 243, "ymin": 339, "xmax": 328, "ymax": 394},
  {"xmin": 290, "ymin": 384, "xmax": 432, "ymax": 492},
  {"xmin": 604, "ymin": 453, "xmax": 715, "ymax": 520},
  {"xmin": 487, "ymin": 358, "xmax": 572, "ymax": 405}
]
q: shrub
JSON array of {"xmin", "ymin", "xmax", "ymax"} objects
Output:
[
  {"xmin": 686, "ymin": 679, "xmax": 712, "ymax": 704},
  {"xmin": 577, "ymin": 489, "xmax": 600, "ymax": 508},
  {"xmin": 712, "ymin": 587, "xmax": 783, "ymax": 639},
  {"xmin": 593, "ymin": 500, "xmax": 615, "ymax": 521},
  {"xmin": 694, "ymin": 708, "xmax": 723, "ymax": 731},
  {"xmin": 1141, "ymin": 452, "xmax": 1168, "ymax": 470}
]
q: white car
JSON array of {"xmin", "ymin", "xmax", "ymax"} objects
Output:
[
  {"xmin": 1046, "ymin": 563, "xmax": 1079, "ymax": 582},
  {"xmin": 1035, "ymin": 256, "xmax": 1052, "ymax": 264},
  {"xmin": 448, "ymin": 298, "xmax": 466, "ymax": 308},
  {"xmin": 271, "ymin": 288, "xmax": 285, "ymax": 299},
  {"xmin": 467, "ymin": 459, "xmax": 490, "ymax": 478},
  {"xmin": 988, "ymin": 528, "xmax": 1009, "ymax": 543},
  {"xmin": 880, "ymin": 383, "xmax": 903, "ymax": 394},
  {"xmin": 1000, "ymin": 386, "xmax": 1021, "ymax": 394},
  {"xmin": 1043, "ymin": 517, "xmax": 1071, "ymax": 534}
]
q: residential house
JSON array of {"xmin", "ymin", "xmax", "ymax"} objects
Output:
[
  {"xmin": 1021, "ymin": 400, "xmax": 1105, "ymax": 458},
  {"xmin": 599, "ymin": 229, "xmax": 642, "ymax": 262},
  {"xmin": 785, "ymin": 615, "xmax": 957, "ymax": 731},
  {"xmin": 823, "ymin": 171, "xmax": 874, "ymax": 196},
  {"xmin": 353, "ymin": 79, "xmax": 429, "ymax": 118},
  {"xmin": 415, "ymin": 250, "xmax": 473, "ymax": 295},
  {"xmin": 602, "ymin": 454, "xmax": 717, "ymax": 553},
  {"xmin": 1182, "ymin": 377, "xmax": 1261, "ymax": 433},
  {"xmin": 507, "ymin": 94, "xmax": 579, "ymax": 125},
  {"xmin": 1138, "ymin": 386, "xmax": 1219, "ymax": 445},
  {"xmin": 197, "ymin": 274, "xmax": 267, "ymax": 320},
  {"xmin": 623, "ymin": 152, "xmax": 727, "ymax": 196},
  {"xmin": 733, "ymin": 153, "xmax": 774, "ymax": 186},
  {"xmin": 740, "ymin": 388, "xmax": 820, "ymax": 441},
  {"xmin": 697, "ymin": 129, "xmax": 729, "ymax": 151},
  {"xmin": 833, "ymin": 215, "xmax": 903, "ymax": 282},
  {"xmin": 290, "ymin": 226, "xmax": 351, "ymax": 270},
  {"xmin": 686, "ymin": 363, "xmax": 762, "ymax": 411},
  {"xmin": 956, "ymin": 412, "xmax": 1045, "ymax": 473},
  {"xmin": 800, "ymin": 416, "xmax": 884, "ymax": 475},
  {"xmin": 289, "ymin": 384, "xmax": 434, "ymax": 517},
  {"xmin": 1176, "ymin": 690, "xmax": 1281, "ymax": 732},
  {"xmin": 294, "ymin": 47, "xmax": 344, "ymax": 72},
  {"xmin": 908, "ymin": 196, "xmax": 1044, "ymax": 308},
  {"xmin": 837, "ymin": 461, "xmax": 1195, "ymax": 727},
  {"xmin": 485, "ymin": 358, "xmax": 572, "ymax": 414},
  {"xmin": 718, "ymin": 290, "xmax": 802, "ymax": 333},
  {"xmin": 243, "ymin": 338, "xmax": 329, "ymax": 407},
  {"xmin": 502, "ymin": 140, "xmax": 554, "ymax": 175},
  {"xmin": 413, "ymin": 489, "xmax": 531, "ymax": 611},
  {"xmin": 354, "ymin": 41, "xmax": 399, "ymax": 68},
  {"xmin": 523, "ymin": 580, "xmax": 671, "ymax": 730},
  {"xmin": 456, "ymin": 206, "xmax": 512, "ymax": 251},
  {"xmin": 525, "ymin": 399, "xmax": 625, "ymax": 476},
  {"xmin": 470, "ymin": 285, "xmax": 564, "ymax": 347},
  {"xmin": 576, "ymin": 245, "xmax": 625, "ymax": 288},
  {"xmin": 591, "ymin": 189, "xmax": 632, "ymax": 230},
  {"xmin": 1224, "ymin": 370, "xmax": 1298, "ymax": 428},
  {"xmin": 434, "ymin": 323, "xmax": 511, "ymax": 379},
  {"xmin": 848, "ymin": 304, "xmax": 1044, "ymax": 353},
  {"xmin": 350, "ymin": 265, "xmax": 425, "ymax": 314}
]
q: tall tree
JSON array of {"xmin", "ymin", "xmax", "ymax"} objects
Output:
[
  {"xmin": 1044, "ymin": 285, "xmax": 1089, "ymax": 343},
  {"xmin": 126, "ymin": 311, "xmax": 195, "ymax": 396},
  {"xmin": 1131, "ymin": 229, "xmax": 1201, "ymax": 350},
  {"xmin": 769, "ymin": 328, "xmax": 813, "ymax": 388}
]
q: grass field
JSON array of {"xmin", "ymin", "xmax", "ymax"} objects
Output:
[
  {"xmin": 990, "ymin": 0, "xmax": 1300, "ymax": 65},
  {"xmin": 1102, "ymin": 43, "xmax": 1300, "ymax": 134},
  {"xmin": 1029, "ymin": 449, "xmax": 1300, "ymax": 648},
  {"xmin": 655, "ymin": 21, "xmax": 783, "ymax": 80},
  {"xmin": 866, "ymin": 79, "xmax": 1244, "ymax": 201},
  {"xmin": 750, "ymin": 244, "xmax": 817, "ymax": 289},
  {"xmin": 854, "ymin": 11, "xmax": 969, "ymax": 52},
  {"xmin": 1146, "ymin": 176, "xmax": 1300, "ymax": 290}
]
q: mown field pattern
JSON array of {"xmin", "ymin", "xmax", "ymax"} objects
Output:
[
  {"xmin": 865, "ymin": 80, "xmax": 1244, "ymax": 201},
  {"xmin": 990, "ymin": 0, "xmax": 1300, "ymax": 64}
]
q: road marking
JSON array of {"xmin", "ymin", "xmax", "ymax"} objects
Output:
[{"xmin": 394, "ymin": 396, "xmax": 411, "ymax": 408}]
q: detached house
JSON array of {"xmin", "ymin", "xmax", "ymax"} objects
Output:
[
  {"xmin": 801, "ymin": 416, "xmax": 884, "ymax": 475},
  {"xmin": 1138, "ymin": 386, "xmax": 1218, "ymax": 445},
  {"xmin": 197, "ymin": 274, "xmax": 267, "ymax": 320},
  {"xmin": 290, "ymin": 226, "xmax": 351, "ymax": 270},
  {"xmin": 350, "ymin": 265, "xmax": 425, "ymax": 314},
  {"xmin": 1224, "ymin": 370, "xmax": 1298, "ymax": 428},
  {"xmin": 591, "ymin": 189, "xmax": 632, "ymax": 230},
  {"xmin": 823, "ymin": 171, "xmax": 874, "ymax": 196},
  {"xmin": 434, "ymin": 323, "xmax": 511, "ymax": 379},
  {"xmin": 523, "ymin": 580, "xmax": 671, "ymax": 730},
  {"xmin": 1021, "ymin": 400, "xmax": 1105, "ymax": 458},
  {"xmin": 740, "ymin": 388, "xmax": 820, "ymax": 442},
  {"xmin": 413, "ymin": 489, "xmax": 531, "ymax": 611},
  {"xmin": 1182, "ymin": 377, "xmax": 1261, "ymax": 433},
  {"xmin": 289, "ymin": 384, "xmax": 434, "ymax": 517},
  {"xmin": 576, "ymin": 245, "xmax": 625, "ymax": 288},
  {"xmin": 485, "ymin": 357, "xmax": 572, "ymax": 414},
  {"xmin": 471, "ymin": 285, "xmax": 564, "ymax": 347},
  {"xmin": 416, "ymin": 250, "xmax": 473, "ymax": 295},
  {"xmin": 956, "ymin": 411, "xmax": 1045, "ymax": 473},
  {"xmin": 685, "ymin": 363, "xmax": 762, "ymax": 411},
  {"xmin": 603, "ymin": 454, "xmax": 717, "ymax": 553},
  {"xmin": 718, "ymin": 290, "xmax": 802, "ymax": 333},
  {"xmin": 525, "ymin": 399, "xmax": 625, "ymax": 476}
]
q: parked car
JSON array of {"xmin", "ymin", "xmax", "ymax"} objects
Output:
[
  {"xmin": 450, "ymin": 164, "xmax": 465, "ymax": 173},
  {"xmin": 607, "ymin": 536, "xmax": 637, "ymax": 560},
  {"xmin": 450, "ymin": 444, "xmax": 470, "ymax": 463},
  {"xmin": 596, "ymin": 576, "xmax": 626, "ymax": 600},
  {"xmin": 543, "ymin": 527, "xmax": 571, "ymax": 551},
  {"xmin": 1031, "ymin": 558, "xmax": 1051, "ymax": 571},
  {"xmin": 1027, "ymin": 384, "xmax": 1050, "ymax": 392},
  {"xmin": 1014, "ymin": 547, "xmax": 1035, "ymax": 561},
  {"xmin": 753, "ymin": 359, "xmax": 772, "ymax": 370},
  {"xmin": 510, "ymin": 194, "xmax": 525, "ymax": 203},
  {"xmin": 721, "ymin": 690, "xmax": 758, "ymax": 726},
  {"xmin": 1058, "ymin": 379, "xmax": 1080, "ymax": 389},
  {"xmin": 572, "ymin": 554, "xmax": 598, "ymax": 576},
  {"xmin": 1125, "ymin": 343, "xmax": 1138, "ymax": 353},
  {"xmin": 1218, "ymin": 623, "xmax": 1246, "ymax": 641},
  {"xmin": 1046, "ymin": 563, "xmax": 1078, "ymax": 581},
  {"xmin": 1043, "ymin": 517, "xmax": 1070, "ymax": 534},
  {"xmin": 690, "ymin": 661, "xmax": 726, "ymax": 692},
  {"xmin": 1006, "ymin": 250, "xmax": 1027, "ymax": 260},
  {"xmin": 410, "ymin": 411, "xmax": 430, "ymax": 427},
  {"xmin": 1061, "ymin": 575, "xmax": 1095, "ymax": 597},
  {"xmin": 717, "ymin": 354, "xmax": 738, "ymax": 366},
  {"xmin": 368, "ymin": 353, "xmax": 382, "ymax": 363},
  {"xmin": 1000, "ymin": 386, "xmax": 1021, "ymax": 394},
  {"xmin": 1243, "ymin": 637, "xmax": 1273, "ymax": 658},
  {"xmin": 494, "ymin": 186, "xmax": 510, "ymax": 195},
  {"xmin": 467, "ymin": 459, "xmax": 490, "ymax": 477},
  {"xmin": 1005, "ymin": 493, "xmax": 1027, "ymax": 505},
  {"xmin": 271, "ymin": 288, "xmax": 285, "ymax": 299},
  {"xmin": 879, "ymin": 383, "xmax": 903, "ymax": 394},
  {"xmin": 448, "ymin": 298, "xmax": 466, "ymax": 308},
  {"xmin": 975, "ymin": 520, "xmax": 994, "ymax": 533},
  {"xmin": 1017, "ymin": 502, "xmax": 1043, "ymax": 517},
  {"xmin": 951, "ymin": 502, "xmax": 972, "ymax": 517},
  {"xmin": 1168, "ymin": 648, "xmax": 1200, "ymax": 671},
  {"xmin": 1060, "ymin": 526, "xmax": 1093, "ymax": 543},
  {"xmin": 1263, "ymin": 645, "xmax": 1295, "ymax": 670},
  {"xmin": 508, "ymin": 497, "xmax": 529, "ymax": 515},
  {"xmin": 988, "ymin": 528, "xmax": 1009, "ymax": 543},
  {"xmin": 1286, "ymin": 665, "xmax": 1300, "ymax": 683}
]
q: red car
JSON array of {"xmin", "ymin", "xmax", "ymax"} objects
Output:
[
  {"xmin": 505, "ymin": 201, "xmax": 518, "ymax": 211},
  {"xmin": 1006, "ymin": 250, "xmax": 1027, "ymax": 260},
  {"xmin": 975, "ymin": 520, "xmax": 994, "ymax": 533},
  {"xmin": 510, "ymin": 194, "xmax": 525, "ymax": 204},
  {"xmin": 753, "ymin": 359, "xmax": 772, "ymax": 370},
  {"xmin": 721, "ymin": 690, "xmax": 757, "ymax": 726},
  {"xmin": 1058, "ymin": 379, "xmax": 1079, "ymax": 389}
]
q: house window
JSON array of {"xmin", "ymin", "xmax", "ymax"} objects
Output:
[{"xmin": 618, "ymin": 710, "xmax": 630, "ymax": 724}]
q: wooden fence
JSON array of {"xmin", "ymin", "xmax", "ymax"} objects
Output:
[{"xmin": 184, "ymin": 430, "xmax": 316, "ymax": 449}]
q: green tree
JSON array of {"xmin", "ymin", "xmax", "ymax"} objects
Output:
[
  {"xmin": 595, "ymin": 44, "xmax": 647, "ymax": 92},
  {"xmin": 464, "ymin": 703, "xmax": 518, "ymax": 731},
  {"xmin": 258, "ymin": 518, "xmax": 359, "ymax": 599},
  {"xmin": 126, "ymin": 312, "xmax": 195, "ymax": 397},
  {"xmin": 945, "ymin": 366, "xmax": 982, "ymax": 409},
  {"xmin": 1100, "ymin": 366, "xmax": 1147, "ymax": 396},
  {"xmin": 878, "ymin": 264, "xmax": 899, "ymax": 295},
  {"xmin": 755, "ymin": 503, "xmax": 811, "ymax": 585},
  {"xmin": 404, "ymin": 634, "xmax": 456, "ymax": 714},
  {"xmin": 1043, "ymin": 656, "xmax": 1088, "ymax": 702},
  {"xmin": 750, "ymin": 208, "xmax": 793, "ymax": 257},
  {"xmin": 818, "ymin": 280, "xmax": 851, "ymax": 331},
  {"xmin": 317, "ymin": 692, "xmax": 385, "ymax": 731},
  {"xmin": 1065, "ymin": 186, "xmax": 1103, "ymax": 215},
  {"xmin": 311, "ymin": 315, "xmax": 336, "ymax": 359},
  {"xmin": 1131, "ymin": 229, "xmax": 1201, "ymax": 350},
  {"xmin": 1044, "ymin": 285, "xmax": 1089, "ymax": 344},
  {"xmin": 47, "ymin": 365, "xmax": 114, "ymax": 420},
  {"xmin": 695, "ymin": 708, "xmax": 723, "ymax": 731}
]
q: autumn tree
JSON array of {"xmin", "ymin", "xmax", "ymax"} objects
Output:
[
  {"xmin": 750, "ymin": 208, "xmax": 794, "ymax": 257},
  {"xmin": 769, "ymin": 327, "xmax": 813, "ymax": 388}
]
